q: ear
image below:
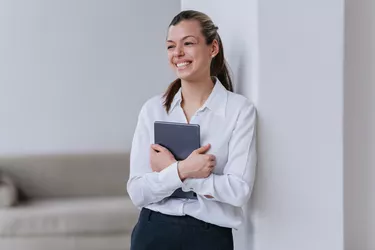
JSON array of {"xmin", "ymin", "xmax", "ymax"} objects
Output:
[{"xmin": 210, "ymin": 39, "xmax": 220, "ymax": 58}]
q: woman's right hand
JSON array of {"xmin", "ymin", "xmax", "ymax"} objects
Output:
[{"xmin": 178, "ymin": 144, "xmax": 216, "ymax": 181}]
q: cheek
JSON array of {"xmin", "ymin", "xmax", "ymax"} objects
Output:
[
  {"xmin": 167, "ymin": 55, "xmax": 175, "ymax": 67},
  {"xmin": 192, "ymin": 49, "xmax": 211, "ymax": 65},
  {"xmin": 195, "ymin": 56, "xmax": 211, "ymax": 70}
]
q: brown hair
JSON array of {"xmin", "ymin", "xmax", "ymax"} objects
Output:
[{"xmin": 163, "ymin": 10, "xmax": 233, "ymax": 113}]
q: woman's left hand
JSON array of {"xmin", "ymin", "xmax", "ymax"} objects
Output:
[{"xmin": 150, "ymin": 144, "xmax": 176, "ymax": 172}]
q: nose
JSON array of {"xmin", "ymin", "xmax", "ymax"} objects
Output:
[{"xmin": 173, "ymin": 44, "xmax": 184, "ymax": 57}]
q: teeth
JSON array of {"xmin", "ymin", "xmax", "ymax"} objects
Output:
[{"xmin": 176, "ymin": 62, "xmax": 191, "ymax": 67}]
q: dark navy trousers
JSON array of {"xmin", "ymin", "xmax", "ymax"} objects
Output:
[{"xmin": 130, "ymin": 208, "xmax": 233, "ymax": 250}]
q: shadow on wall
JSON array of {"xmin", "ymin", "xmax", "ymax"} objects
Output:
[{"xmin": 227, "ymin": 38, "xmax": 257, "ymax": 250}]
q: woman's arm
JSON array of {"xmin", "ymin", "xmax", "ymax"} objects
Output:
[
  {"xmin": 182, "ymin": 103, "xmax": 257, "ymax": 207},
  {"xmin": 127, "ymin": 105, "xmax": 183, "ymax": 208}
]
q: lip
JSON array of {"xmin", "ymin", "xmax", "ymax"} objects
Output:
[
  {"xmin": 175, "ymin": 59, "xmax": 192, "ymax": 64},
  {"xmin": 175, "ymin": 60, "xmax": 192, "ymax": 70}
]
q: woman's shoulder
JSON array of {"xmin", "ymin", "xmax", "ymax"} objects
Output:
[
  {"xmin": 139, "ymin": 93, "xmax": 166, "ymax": 115},
  {"xmin": 226, "ymin": 91, "xmax": 256, "ymax": 111},
  {"xmin": 143, "ymin": 94, "xmax": 164, "ymax": 107},
  {"xmin": 225, "ymin": 92, "xmax": 256, "ymax": 124}
]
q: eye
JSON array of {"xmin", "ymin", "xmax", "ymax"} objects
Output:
[
  {"xmin": 167, "ymin": 45, "xmax": 175, "ymax": 50},
  {"xmin": 184, "ymin": 42, "xmax": 194, "ymax": 46}
]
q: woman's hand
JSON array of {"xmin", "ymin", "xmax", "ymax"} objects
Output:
[
  {"xmin": 150, "ymin": 144, "xmax": 176, "ymax": 172},
  {"xmin": 178, "ymin": 144, "xmax": 216, "ymax": 181}
]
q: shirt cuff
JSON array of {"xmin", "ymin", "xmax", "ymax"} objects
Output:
[
  {"xmin": 182, "ymin": 174, "xmax": 215, "ymax": 193},
  {"xmin": 159, "ymin": 161, "xmax": 183, "ymax": 191},
  {"xmin": 182, "ymin": 178, "xmax": 192, "ymax": 191},
  {"xmin": 182, "ymin": 178, "xmax": 201, "ymax": 192}
]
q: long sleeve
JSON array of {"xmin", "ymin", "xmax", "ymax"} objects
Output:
[
  {"xmin": 182, "ymin": 103, "xmax": 257, "ymax": 207},
  {"xmin": 127, "ymin": 104, "xmax": 183, "ymax": 208}
]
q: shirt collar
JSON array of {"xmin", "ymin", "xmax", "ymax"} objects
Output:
[{"xmin": 169, "ymin": 77, "xmax": 228, "ymax": 117}]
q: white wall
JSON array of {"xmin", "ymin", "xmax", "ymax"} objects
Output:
[
  {"xmin": 183, "ymin": 0, "xmax": 344, "ymax": 250},
  {"xmin": 256, "ymin": 0, "xmax": 344, "ymax": 249},
  {"xmin": 0, "ymin": 0, "xmax": 179, "ymax": 155},
  {"xmin": 344, "ymin": 0, "xmax": 375, "ymax": 249}
]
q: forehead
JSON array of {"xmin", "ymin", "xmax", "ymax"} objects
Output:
[{"xmin": 167, "ymin": 20, "xmax": 203, "ymax": 41}]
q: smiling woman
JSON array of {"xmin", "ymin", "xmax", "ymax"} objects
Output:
[
  {"xmin": 127, "ymin": 10, "xmax": 257, "ymax": 250},
  {"xmin": 163, "ymin": 12, "xmax": 233, "ymax": 117}
]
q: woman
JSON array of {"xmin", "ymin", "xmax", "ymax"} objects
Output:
[{"xmin": 127, "ymin": 10, "xmax": 257, "ymax": 250}]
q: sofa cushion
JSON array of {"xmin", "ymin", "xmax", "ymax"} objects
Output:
[
  {"xmin": 0, "ymin": 153, "xmax": 130, "ymax": 198},
  {"xmin": 0, "ymin": 172, "xmax": 18, "ymax": 207},
  {"xmin": 0, "ymin": 196, "xmax": 139, "ymax": 237}
]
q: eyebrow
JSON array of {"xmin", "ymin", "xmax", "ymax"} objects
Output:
[{"xmin": 166, "ymin": 35, "xmax": 198, "ymax": 43}]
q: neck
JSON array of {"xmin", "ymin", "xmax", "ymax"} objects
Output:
[{"xmin": 180, "ymin": 76, "xmax": 215, "ymax": 108}]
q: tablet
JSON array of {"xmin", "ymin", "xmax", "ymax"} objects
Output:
[
  {"xmin": 154, "ymin": 121, "xmax": 200, "ymax": 161},
  {"xmin": 154, "ymin": 121, "xmax": 200, "ymax": 200}
]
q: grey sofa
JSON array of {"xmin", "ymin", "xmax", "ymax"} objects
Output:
[{"xmin": 0, "ymin": 153, "xmax": 139, "ymax": 250}]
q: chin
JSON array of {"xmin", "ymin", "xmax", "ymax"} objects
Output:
[
  {"xmin": 177, "ymin": 74, "xmax": 196, "ymax": 82},
  {"xmin": 176, "ymin": 69, "xmax": 199, "ymax": 81}
]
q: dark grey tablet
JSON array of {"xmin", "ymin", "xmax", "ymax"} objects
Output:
[
  {"xmin": 154, "ymin": 121, "xmax": 200, "ymax": 161},
  {"xmin": 154, "ymin": 121, "xmax": 200, "ymax": 199}
]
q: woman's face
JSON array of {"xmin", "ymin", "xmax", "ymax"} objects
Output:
[{"xmin": 166, "ymin": 20, "xmax": 218, "ymax": 81}]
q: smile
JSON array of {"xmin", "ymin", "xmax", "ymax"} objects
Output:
[{"xmin": 175, "ymin": 61, "xmax": 192, "ymax": 68}]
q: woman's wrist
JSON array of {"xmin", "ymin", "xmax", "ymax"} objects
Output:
[{"xmin": 177, "ymin": 160, "xmax": 188, "ymax": 181}]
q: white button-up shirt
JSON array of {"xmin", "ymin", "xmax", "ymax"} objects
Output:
[{"xmin": 127, "ymin": 78, "xmax": 257, "ymax": 229}]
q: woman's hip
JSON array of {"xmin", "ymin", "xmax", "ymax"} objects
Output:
[{"xmin": 131, "ymin": 208, "xmax": 233, "ymax": 250}]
